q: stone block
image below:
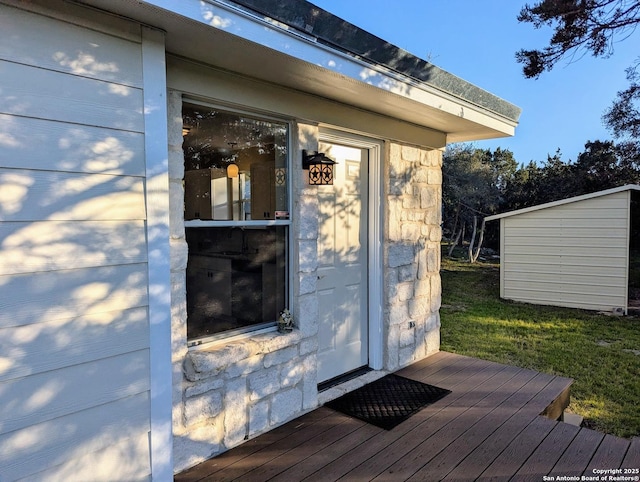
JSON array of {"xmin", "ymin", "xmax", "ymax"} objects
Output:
[
  {"xmin": 385, "ymin": 324, "xmax": 400, "ymax": 371},
  {"xmin": 224, "ymin": 354, "xmax": 264, "ymax": 379},
  {"xmin": 168, "ymin": 146, "xmax": 185, "ymax": 181},
  {"xmin": 428, "ymin": 168, "xmax": 443, "ymax": 185},
  {"xmin": 412, "ymin": 167, "xmax": 429, "ymax": 183},
  {"xmin": 173, "ymin": 422, "xmax": 222, "ymax": 474},
  {"xmin": 297, "ymin": 294, "xmax": 319, "ymax": 338},
  {"xmin": 414, "ymin": 278, "xmax": 431, "ymax": 298},
  {"xmin": 302, "ymin": 355, "xmax": 318, "ymax": 409},
  {"xmin": 299, "ymin": 337, "xmax": 318, "ymax": 356},
  {"xmin": 396, "ymin": 282, "xmax": 414, "ymax": 302},
  {"xmin": 184, "ymin": 377, "xmax": 224, "ymax": 399},
  {"xmin": 271, "ymin": 388, "xmax": 303, "ymax": 425},
  {"xmin": 280, "ymin": 358, "xmax": 305, "ymax": 388},
  {"xmin": 298, "ymin": 239, "xmax": 318, "ymax": 273},
  {"xmin": 169, "ymin": 181, "xmax": 186, "ymax": 239},
  {"xmin": 425, "ymin": 327, "xmax": 441, "ymax": 356},
  {"xmin": 400, "ymin": 325, "xmax": 415, "ymax": 347},
  {"xmin": 189, "ymin": 343, "xmax": 252, "ymax": 375},
  {"xmin": 224, "ymin": 378, "xmax": 249, "ymax": 446},
  {"xmin": 402, "ymin": 192, "xmax": 421, "ymax": 209},
  {"xmin": 398, "ymin": 264, "xmax": 417, "ymax": 282},
  {"xmin": 184, "ymin": 390, "xmax": 222, "ymax": 426},
  {"xmin": 299, "ymin": 272, "xmax": 317, "ymax": 295},
  {"xmin": 420, "ymin": 186, "xmax": 438, "ymax": 209},
  {"xmin": 389, "ymin": 302, "xmax": 409, "ymax": 326},
  {"xmin": 401, "ymin": 145, "xmax": 420, "ymax": 162},
  {"xmin": 249, "ymin": 399, "xmax": 270, "ymax": 437},
  {"xmin": 388, "ymin": 244, "xmax": 414, "ymax": 268},
  {"xmin": 401, "ymin": 223, "xmax": 421, "ymax": 242},
  {"xmin": 248, "ymin": 367, "xmax": 280, "ymax": 401},
  {"xmin": 170, "ymin": 238, "xmax": 188, "ymax": 271},
  {"xmin": 264, "ymin": 346, "xmax": 298, "ymax": 369},
  {"xmin": 399, "ymin": 345, "xmax": 416, "ymax": 367},
  {"xmin": 409, "ymin": 297, "xmax": 430, "ymax": 319}
]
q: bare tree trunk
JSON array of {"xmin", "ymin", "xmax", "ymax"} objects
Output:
[
  {"xmin": 468, "ymin": 216, "xmax": 487, "ymax": 263},
  {"xmin": 447, "ymin": 226, "xmax": 462, "ymax": 257},
  {"xmin": 448, "ymin": 203, "xmax": 461, "ymax": 243}
]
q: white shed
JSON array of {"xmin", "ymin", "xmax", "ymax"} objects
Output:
[{"xmin": 486, "ymin": 185, "xmax": 640, "ymax": 314}]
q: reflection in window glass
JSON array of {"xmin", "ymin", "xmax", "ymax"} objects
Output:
[
  {"xmin": 185, "ymin": 226, "xmax": 287, "ymax": 340},
  {"xmin": 182, "ymin": 103, "xmax": 288, "ymax": 220}
]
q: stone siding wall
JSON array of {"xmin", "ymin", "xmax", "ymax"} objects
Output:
[{"xmin": 385, "ymin": 143, "xmax": 442, "ymax": 370}]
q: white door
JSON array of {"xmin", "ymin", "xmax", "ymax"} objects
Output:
[{"xmin": 317, "ymin": 142, "xmax": 369, "ymax": 383}]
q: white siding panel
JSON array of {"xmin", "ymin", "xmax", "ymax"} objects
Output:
[
  {"xmin": 504, "ymin": 263, "xmax": 625, "ymax": 279},
  {"xmin": 504, "ymin": 226, "xmax": 628, "ymax": 238},
  {"xmin": 0, "ymin": 392, "xmax": 150, "ymax": 481},
  {"xmin": 503, "ymin": 253, "xmax": 628, "ymax": 269},
  {"xmin": 504, "ymin": 245, "xmax": 627, "ymax": 258},
  {"xmin": 506, "ymin": 271, "xmax": 625, "ymax": 288},
  {"xmin": 505, "ymin": 235, "xmax": 627, "ymax": 249},
  {"xmin": 20, "ymin": 432, "xmax": 152, "ymax": 482},
  {"xmin": 0, "ymin": 61, "xmax": 144, "ymax": 132},
  {"xmin": 0, "ymin": 114, "xmax": 145, "ymax": 175},
  {"xmin": 0, "ymin": 307, "xmax": 149, "ymax": 382},
  {"xmin": 0, "ymin": 349, "xmax": 150, "ymax": 435},
  {"xmin": 0, "ymin": 264, "xmax": 149, "ymax": 329},
  {"xmin": 503, "ymin": 289, "xmax": 627, "ymax": 311},
  {"xmin": 0, "ymin": 3, "xmax": 143, "ymax": 87},
  {"xmin": 0, "ymin": 169, "xmax": 146, "ymax": 222},
  {"xmin": 0, "ymin": 220, "xmax": 147, "ymax": 275},
  {"xmin": 503, "ymin": 217, "xmax": 628, "ymax": 229}
]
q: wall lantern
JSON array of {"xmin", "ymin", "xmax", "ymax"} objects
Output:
[{"xmin": 302, "ymin": 150, "xmax": 337, "ymax": 185}]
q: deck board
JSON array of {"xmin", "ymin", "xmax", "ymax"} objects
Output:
[{"xmin": 175, "ymin": 352, "xmax": 639, "ymax": 482}]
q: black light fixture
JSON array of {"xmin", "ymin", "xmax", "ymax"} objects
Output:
[{"xmin": 302, "ymin": 150, "xmax": 337, "ymax": 185}]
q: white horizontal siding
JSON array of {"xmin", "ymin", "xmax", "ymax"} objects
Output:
[
  {"xmin": 20, "ymin": 432, "xmax": 152, "ymax": 482},
  {"xmin": 0, "ymin": 4, "xmax": 152, "ymax": 480},
  {"xmin": 0, "ymin": 391, "xmax": 150, "ymax": 481},
  {"xmin": 0, "ymin": 349, "xmax": 150, "ymax": 434},
  {"xmin": 500, "ymin": 190, "xmax": 630, "ymax": 312},
  {"xmin": 0, "ymin": 3, "xmax": 143, "ymax": 87},
  {"xmin": 0, "ymin": 220, "xmax": 147, "ymax": 274},
  {"xmin": 0, "ymin": 169, "xmax": 146, "ymax": 222},
  {"xmin": 0, "ymin": 60, "xmax": 144, "ymax": 132},
  {"xmin": 0, "ymin": 114, "xmax": 145, "ymax": 175},
  {"xmin": 0, "ymin": 307, "xmax": 149, "ymax": 382},
  {"xmin": 0, "ymin": 264, "xmax": 149, "ymax": 329}
]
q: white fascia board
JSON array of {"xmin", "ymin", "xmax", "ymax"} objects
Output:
[
  {"xmin": 141, "ymin": 0, "xmax": 517, "ymax": 137},
  {"xmin": 486, "ymin": 184, "xmax": 640, "ymax": 221}
]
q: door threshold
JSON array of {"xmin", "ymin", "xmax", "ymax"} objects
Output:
[{"xmin": 318, "ymin": 366, "xmax": 373, "ymax": 392}]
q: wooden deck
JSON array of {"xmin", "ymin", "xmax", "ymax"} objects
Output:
[{"xmin": 175, "ymin": 352, "xmax": 640, "ymax": 481}]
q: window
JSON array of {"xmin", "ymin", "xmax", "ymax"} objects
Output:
[{"xmin": 182, "ymin": 102, "xmax": 289, "ymax": 343}]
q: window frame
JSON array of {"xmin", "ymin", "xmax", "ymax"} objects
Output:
[{"xmin": 182, "ymin": 99, "xmax": 294, "ymax": 347}]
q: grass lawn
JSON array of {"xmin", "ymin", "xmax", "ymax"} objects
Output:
[{"xmin": 440, "ymin": 251, "xmax": 640, "ymax": 438}]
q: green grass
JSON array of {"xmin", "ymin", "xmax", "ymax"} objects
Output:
[{"xmin": 440, "ymin": 251, "xmax": 640, "ymax": 438}]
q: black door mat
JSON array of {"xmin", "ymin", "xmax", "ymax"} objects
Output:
[{"xmin": 324, "ymin": 373, "xmax": 451, "ymax": 430}]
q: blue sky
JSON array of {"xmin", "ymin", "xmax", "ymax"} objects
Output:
[{"xmin": 309, "ymin": 0, "xmax": 639, "ymax": 165}]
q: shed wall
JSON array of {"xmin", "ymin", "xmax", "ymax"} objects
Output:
[
  {"xmin": 501, "ymin": 191, "xmax": 630, "ymax": 312},
  {"xmin": 0, "ymin": 3, "xmax": 152, "ymax": 480}
]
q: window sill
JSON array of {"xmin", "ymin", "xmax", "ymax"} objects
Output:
[{"xmin": 184, "ymin": 329, "xmax": 303, "ymax": 381}]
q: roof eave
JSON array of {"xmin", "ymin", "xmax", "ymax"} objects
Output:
[{"xmin": 73, "ymin": 0, "xmax": 519, "ymax": 141}]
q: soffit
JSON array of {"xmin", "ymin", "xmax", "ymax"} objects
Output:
[{"xmin": 74, "ymin": 0, "xmax": 519, "ymax": 142}]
